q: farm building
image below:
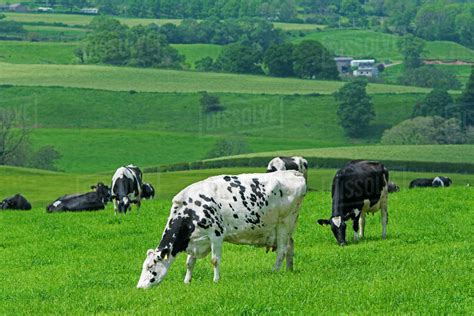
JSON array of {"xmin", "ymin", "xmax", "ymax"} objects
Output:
[
  {"xmin": 37, "ymin": 7, "xmax": 53, "ymax": 12},
  {"xmin": 351, "ymin": 59, "xmax": 378, "ymax": 77},
  {"xmin": 80, "ymin": 7, "xmax": 99, "ymax": 14},
  {"xmin": 334, "ymin": 57, "xmax": 353, "ymax": 75},
  {"xmin": 0, "ymin": 3, "xmax": 28, "ymax": 12}
]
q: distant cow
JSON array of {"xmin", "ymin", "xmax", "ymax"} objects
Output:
[
  {"xmin": 409, "ymin": 176, "xmax": 452, "ymax": 189},
  {"xmin": 1, "ymin": 194, "xmax": 32, "ymax": 210},
  {"xmin": 111, "ymin": 165, "xmax": 155, "ymax": 214},
  {"xmin": 267, "ymin": 156, "xmax": 308, "ymax": 180},
  {"xmin": 46, "ymin": 183, "xmax": 111, "ymax": 213},
  {"xmin": 317, "ymin": 160, "xmax": 389, "ymax": 246},
  {"xmin": 136, "ymin": 170, "xmax": 307, "ymax": 288},
  {"xmin": 388, "ymin": 181, "xmax": 400, "ymax": 193}
]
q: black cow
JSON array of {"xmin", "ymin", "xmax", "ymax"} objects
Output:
[
  {"xmin": 388, "ymin": 181, "xmax": 400, "ymax": 193},
  {"xmin": 111, "ymin": 165, "xmax": 155, "ymax": 214},
  {"xmin": 317, "ymin": 160, "xmax": 389, "ymax": 246},
  {"xmin": 1, "ymin": 194, "xmax": 32, "ymax": 210},
  {"xmin": 409, "ymin": 176, "xmax": 452, "ymax": 189},
  {"xmin": 46, "ymin": 183, "xmax": 111, "ymax": 213}
]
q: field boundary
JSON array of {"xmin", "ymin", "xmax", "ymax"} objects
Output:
[{"xmin": 144, "ymin": 156, "xmax": 474, "ymax": 174}]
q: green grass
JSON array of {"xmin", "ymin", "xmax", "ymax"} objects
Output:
[
  {"xmin": 382, "ymin": 63, "xmax": 473, "ymax": 87},
  {"xmin": 1, "ymin": 165, "xmax": 473, "ymax": 314},
  {"xmin": 0, "ymin": 86, "xmax": 426, "ymax": 172},
  {"xmin": 294, "ymin": 29, "xmax": 474, "ymax": 62},
  {"xmin": 171, "ymin": 44, "xmax": 222, "ymax": 68},
  {"xmin": 210, "ymin": 145, "xmax": 474, "ymax": 164},
  {"xmin": 0, "ymin": 41, "xmax": 77, "ymax": 64},
  {"xmin": 0, "ymin": 62, "xmax": 431, "ymax": 94}
]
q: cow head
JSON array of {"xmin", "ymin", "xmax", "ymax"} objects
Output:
[
  {"xmin": 137, "ymin": 248, "xmax": 173, "ymax": 289},
  {"xmin": 91, "ymin": 182, "xmax": 112, "ymax": 203},
  {"xmin": 317, "ymin": 212, "xmax": 354, "ymax": 246},
  {"xmin": 117, "ymin": 196, "xmax": 131, "ymax": 213},
  {"xmin": 388, "ymin": 182, "xmax": 400, "ymax": 193},
  {"xmin": 141, "ymin": 183, "xmax": 155, "ymax": 200},
  {"xmin": 1, "ymin": 199, "xmax": 9, "ymax": 210}
]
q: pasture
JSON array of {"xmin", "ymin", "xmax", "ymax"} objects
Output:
[
  {"xmin": 1, "ymin": 166, "xmax": 473, "ymax": 314},
  {"xmin": 1, "ymin": 86, "xmax": 428, "ymax": 172},
  {"xmin": 294, "ymin": 29, "xmax": 474, "ymax": 62},
  {"xmin": 0, "ymin": 62, "xmax": 431, "ymax": 94}
]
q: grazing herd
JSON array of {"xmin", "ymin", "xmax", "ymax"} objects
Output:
[{"xmin": 1, "ymin": 157, "xmax": 456, "ymax": 289}]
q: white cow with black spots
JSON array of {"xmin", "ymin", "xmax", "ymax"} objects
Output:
[
  {"xmin": 266, "ymin": 156, "xmax": 308, "ymax": 181},
  {"xmin": 137, "ymin": 170, "xmax": 307, "ymax": 288}
]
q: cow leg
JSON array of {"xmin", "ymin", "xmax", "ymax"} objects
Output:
[
  {"xmin": 184, "ymin": 255, "xmax": 196, "ymax": 284},
  {"xmin": 210, "ymin": 239, "xmax": 222, "ymax": 283},
  {"xmin": 113, "ymin": 199, "xmax": 118, "ymax": 216},
  {"xmin": 286, "ymin": 237, "xmax": 294, "ymax": 272},
  {"xmin": 381, "ymin": 200, "xmax": 388, "ymax": 239},
  {"xmin": 274, "ymin": 224, "xmax": 289, "ymax": 272},
  {"xmin": 353, "ymin": 215, "xmax": 360, "ymax": 241},
  {"xmin": 358, "ymin": 211, "xmax": 366, "ymax": 239}
]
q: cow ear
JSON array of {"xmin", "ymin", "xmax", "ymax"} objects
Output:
[
  {"xmin": 146, "ymin": 249, "xmax": 155, "ymax": 259},
  {"xmin": 317, "ymin": 219, "xmax": 331, "ymax": 226}
]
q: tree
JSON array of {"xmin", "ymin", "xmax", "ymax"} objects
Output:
[
  {"xmin": 381, "ymin": 116, "xmax": 466, "ymax": 145},
  {"xmin": 195, "ymin": 56, "xmax": 215, "ymax": 71},
  {"xmin": 292, "ymin": 40, "xmax": 339, "ymax": 80},
  {"xmin": 214, "ymin": 44, "xmax": 263, "ymax": 74},
  {"xmin": 412, "ymin": 89, "xmax": 453, "ymax": 118},
  {"xmin": 334, "ymin": 80, "xmax": 375, "ymax": 137},
  {"xmin": 264, "ymin": 43, "xmax": 295, "ymax": 77},
  {"xmin": 28, "ymin": 146, "xmax": 61, "ymax": 171},
  {"xmin": 200, "ymin": 92, "xmax": 224, "ymax": 114},
  {"xmin": 459, "ymin": 66, "xmax": 474, "ymax": 127},
  {"xmin": 0, "ymin": 107, "xmax": 29, "ymax": 165},
  {"xmin": 340, "ymin": 0, "xmax": 365, "ymax": 27},
  {"xmin": 397, "ymin": 34, "xmax": 426, "ymax": 70}
]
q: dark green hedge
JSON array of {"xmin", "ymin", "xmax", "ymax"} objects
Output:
[{"xmin": 145, "ymin": 156, "xmax": 474, "ymax": 174}]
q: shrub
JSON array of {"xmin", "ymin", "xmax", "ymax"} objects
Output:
[
  {"xmin": 200, "ymin": 92, "xmax": 224, "ymax": 114},
  {"xmin": 205, "ymin": 138, "xmax": 249, "ymax": 159}
]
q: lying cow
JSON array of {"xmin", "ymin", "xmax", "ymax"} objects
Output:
[
  {"xmin": 388, "ymin": 181, "xmax": 400, "ymax": 193},
  {"xmin": 409, "ymin": 176, "xmax": 452, "ymax": 189},
  {"xmin": 46, "ymin": 183, "xmax": 111, "ymax": 212},
  {"xmin": 266, "ymin": 156, "xmax": 308, "ymax": 180},
  {"xmin": 317, "ymin": 160, "xmax": 389, "ymax": 246},
  {"xmin": 137, "ymin": 170, "xmax": 307, "ymax": 288},
  {"xmin": 1, "ymin": 194, "xmax": 32, "ymax": 210},
  {"xmin": 111, "ymin": 165, "xmax": 155, "ymax": 214}
]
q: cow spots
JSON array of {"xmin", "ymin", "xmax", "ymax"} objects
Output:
[
  {"xmin": 233, "ymin": 214, "xmax": 238, "ymax": 219},
  {"xmin": 194, "ymin": 200, "xmax": 201, "ymax": 207}
]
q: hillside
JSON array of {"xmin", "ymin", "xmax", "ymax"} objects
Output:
[
  {"xmin": 294, "ymin": 29, "xmax": 474, "ymax": 62},
  {"xmin": 0, "ymin": 62, "xmax": 430, "ymax": 94},
  {"xmin": 0, "ymin": 86, "xmax": 426, "ymax": 173},
  {"xmin": 207, "ymin": 145, "xmax": 474, "ymax": 164}
]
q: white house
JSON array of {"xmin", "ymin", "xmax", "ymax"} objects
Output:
[
  {"xmin": 351, "ymin": 59, "xmax": 378, "ymax": 77},
  {"xmin": 80, "ymin": 7, "xmax": 99, "ymax": 14}
]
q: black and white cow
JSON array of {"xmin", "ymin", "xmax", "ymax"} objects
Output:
[
  {"xmin": 317, "ymin": 160, "xmax": 389, "ymax": 246},
  {"xmin": 136, "ymin": 170, "xmax": 307, "ymax": 288},
  {"xmin": 46, "ymin": 183, "xmax": 111, "ymax": 212},
  {"xmin": 111, "ymin": 165, "xmax": 143, "ymax": 214},
  {"xmin": 266, "ymin": 156, "xmax": 308, "ymax": 181},
  {"xmin": 409, "ymin": 176, "xmax": 452, "ymax": 189},
  {"xmin": 1, "ymin": 194, "xmax": 32, "ymax": 210}
]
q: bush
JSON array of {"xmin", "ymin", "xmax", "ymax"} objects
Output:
[
  {"xmin": 28, "ymin": 146, "xmax": 62, "ymax": 171},
  {"xmin": 205, "ymin": 138, "xmax": 249, "ymax": 159},
  {"xmin": 195, "ymin": 57, "xmax": 215, "ymax": 71},
  {"xmin": 200, "ymin": 92, "xmax": 224, "ymax": 114}
]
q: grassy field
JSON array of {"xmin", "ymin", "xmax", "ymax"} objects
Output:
[
  {"xmin": 0, "ymin": 86, "xmax": 427, "ymax": 172},
  {"xmin": 1, "ymin": 165, "xmax": 472, "ymax": 314},
  {"xmin": 3, "ymin": 12, "xmax": 324, "ymax": 31},
  {"xmin": 382, "ymin": 63, "xmax": 473, "ymax": 86},
  {"xmin": 0, "ymin": 41, "xmax": 78, "ymax": 64},
  {"xmin": 0, "ymin": 62, "xmax": 431, "ymax": 94},
  {"xmin": 172, "ymin": 44, "xmax": 222, "ymax": 68},
  {"xmin": 211, "ymin": 145, "xmax": 474, "ymax": 164},
  {"xmin": 294, "ymin": 29, "xmax": 474, "ymax": 62}
]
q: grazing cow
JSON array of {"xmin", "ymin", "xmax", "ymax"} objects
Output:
[
  {"xmin": 136, "ymin": 170, "xmax": 307, "ymax": 288},
  {"xmin": 388, "ymin": 181, "xmax": 400, "ymax": 193},
  {"xmin": 409, "ymin": 176, "xmax": 452, "ymax": 189},
  {"xmin": 1, "ymin": 194, "xmax": 32, "ymax": 210},
  {"xmin": 111, "ymin": 165, "xmax": 144, "ymax": 214},
  {"xmin": 141, "ymin": 183, "xmax": 156, "ymax": 200},
  {"xmin": 317, "ymin": 160, "xmax": 389, "ymax": 246},
  {"xmin": 46, "ymin": 183, "xmax": 111, "ymax": 212},
  {"xmin": 266, "ymin": 156, "xmax": 308, "ymax": 181}
]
